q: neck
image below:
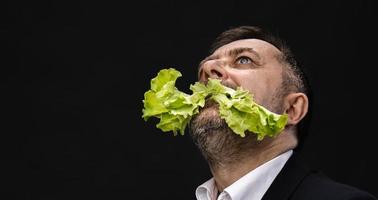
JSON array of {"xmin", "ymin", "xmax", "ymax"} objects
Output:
[{"xmin": 210, "ymin": 131, "xmax": 297, "ymax": 192}]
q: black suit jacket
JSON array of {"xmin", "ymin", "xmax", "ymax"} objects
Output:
[{"xmin": 261, "ymin": 153, "xmax": 377, "ymax": 200}]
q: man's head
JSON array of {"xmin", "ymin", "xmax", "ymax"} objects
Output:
[{"xmin": 189, "ymin": 26, "xmax": 312, "ymax": 166}]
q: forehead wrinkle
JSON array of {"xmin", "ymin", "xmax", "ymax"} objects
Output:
[{"xmin": 227, "ymin": 47, "xmax": 262, "ymax": 60}]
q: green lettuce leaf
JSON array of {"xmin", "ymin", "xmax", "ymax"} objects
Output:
[
  {"xmin": 142, "ymin": 68, "xmax": 206, "ymax": 135},
  {"xmin": 142, "ymin": 68, "xmax": 288, "ymax": 140}
]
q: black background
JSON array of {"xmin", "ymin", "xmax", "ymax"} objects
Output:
[{"xmin": 3, "ymin": 0, "xmax": 378, "ymax": 199}]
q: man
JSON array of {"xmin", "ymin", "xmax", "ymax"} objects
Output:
[{"xmin": 189, "ymin": 26, "xmax": 376, "ymax": 200}]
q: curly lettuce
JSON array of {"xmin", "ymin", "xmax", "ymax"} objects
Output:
[{"xmin": 142, "ymin": 68, "xmax": 288, "ymax": 140}]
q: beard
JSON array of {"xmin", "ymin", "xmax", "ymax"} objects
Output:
[{"xmin": 189, "ymin": 89, "xmax": 285, "ymax": 168}]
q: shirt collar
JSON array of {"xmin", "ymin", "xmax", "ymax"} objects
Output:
[
  {"xmin": 196, "ymin": 178, "xmax": 218, "ymax": 200},
  {"xmin": 195, "ymin": 150, "xmax": 293, "ymax": 200}
]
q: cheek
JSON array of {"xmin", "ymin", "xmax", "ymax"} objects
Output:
[
  {"xmin": 228, "ymin": 70, "xmax": 277, "ymax": 104},
  {"xmin": 228, "ymin": 71, "xmax": 265, "ymax": 100}
]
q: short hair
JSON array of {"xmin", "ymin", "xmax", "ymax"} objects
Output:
[{"xmin": 209, "ymin": 26, "xmax": 313, "ymax": 151}]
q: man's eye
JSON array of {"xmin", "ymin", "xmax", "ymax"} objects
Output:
[{"xmin": 236, "ymin": 56, "xmax": 252, "ymax": 64}]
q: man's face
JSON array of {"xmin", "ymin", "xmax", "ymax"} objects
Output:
[
  {"xmin": 198, "ymin": 39, "xmax": 284, "ymax": 109},
  {"xmin": 189, "ymin": 39, "xmax": 286, "ymax": 165}
]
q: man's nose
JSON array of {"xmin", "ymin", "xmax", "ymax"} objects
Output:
[{"xmin": 199, "ymin": 61, "xmax": 228, "ymax": 82}]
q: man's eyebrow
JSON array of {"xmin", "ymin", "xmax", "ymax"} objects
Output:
[
  {"xmin": 227, "ymin": 47, "xmax": 261, "ymax": 60},
  {"xmin": 198, "ymin": 47, "xmax": 261, "ymax": 69}
]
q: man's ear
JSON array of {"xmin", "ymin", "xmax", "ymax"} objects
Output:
[{"xmin": 283, "ymin": 93, "xmax": 309, "ymax": 126}]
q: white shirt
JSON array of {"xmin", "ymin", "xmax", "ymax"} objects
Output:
[{"xmin": 195, "ymin": 150, "xmax": 293, "ymax": 200}]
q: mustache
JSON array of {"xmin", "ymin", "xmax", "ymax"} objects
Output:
[
  {"xmin": 204, "ymin": 79, "xmax": 237, "ymax": 90},
  {"xmin": 221, "ymin": 81, "xmax": 237, "ymax": 90}
]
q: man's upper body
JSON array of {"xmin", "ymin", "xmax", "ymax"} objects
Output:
[{"xmin": 188, "ymin": 26, "xmax": 376, "ymax": 200}]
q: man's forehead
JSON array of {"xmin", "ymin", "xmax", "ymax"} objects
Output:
[{"xmin": 213, "ymin": 39, "xmax": 281, "ymax": 56}]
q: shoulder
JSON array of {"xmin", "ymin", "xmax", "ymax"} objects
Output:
[
  {"xmin": 262, "ymin": 152, "xmax": 377, "ymax": 200},
  {"xmin": 292, "ymin": 168, "xmax": 377, "ymax": 200}
]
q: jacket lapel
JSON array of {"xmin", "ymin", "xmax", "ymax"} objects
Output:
[{"xmin": 261, "ymin": 152, "xmax": 315, "ymax": 200}]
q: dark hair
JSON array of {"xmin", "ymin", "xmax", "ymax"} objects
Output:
[{"xmin": 210, "ymin": 26, "xmax": 313, "ymax": 151}]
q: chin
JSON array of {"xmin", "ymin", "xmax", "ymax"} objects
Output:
[
  {"xmin": 189, "ymin": 104, "xmax": 262, "ymax": 166},
  {"xmin": 190, "ymin": 111, "xmax": 221, "ymax": 136}
]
